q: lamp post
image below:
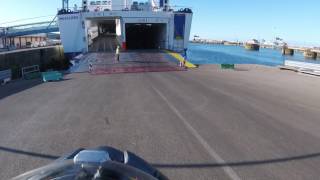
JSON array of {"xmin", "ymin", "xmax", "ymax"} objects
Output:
[
  {"xmin": 62, "ymin": 0, "xmax": 69, "ymax": 10},
  {"xmin": 82, "ymin": 0, "xmax": 88, "ymax": 11}
]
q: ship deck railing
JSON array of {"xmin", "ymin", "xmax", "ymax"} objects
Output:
[
  {"xmin": 0, "ymin": 21, "xmax": 59, "ymax": 38},
  {"xmin": 57, "ymin": 5, "xmax": 192, "ymax": 15}
]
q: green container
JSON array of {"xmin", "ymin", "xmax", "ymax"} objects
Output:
[
  {"xmin": 221, "ymin": 64, "xmax": 235, "ymax": 69},
  {"xmin": 42, "ymin": 71, "xmax": 63, "ymax": 82}
]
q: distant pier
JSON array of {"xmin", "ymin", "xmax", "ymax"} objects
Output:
[
  {"xmin": 286, "ymin": 47, "xmax": 319, "ymax": 59},
  {"xmin": 282, "ymin": 47, "xmax": 294, "ymax": 56},
  {"xmin": 304, "ymin": 50, "xmax": 317, "ymax": 59},
  {"xmin": 192, "ymin": 39, "xmax": 319, "ymax": 60}
]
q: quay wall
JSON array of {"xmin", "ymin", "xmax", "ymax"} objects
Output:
[{"xmin": 0, "ymin": 46, "xmax": 69, "ymax": 79}]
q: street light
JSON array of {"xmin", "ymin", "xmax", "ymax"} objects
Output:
[{"xmin": 62, "ymin": 0, "xmax": 69, "ymax": 10}]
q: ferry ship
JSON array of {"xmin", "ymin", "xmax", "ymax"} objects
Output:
[
  {"xmin": 57, "ymin": 0, "xmax": 193, "ymax": 58},
  {"xmin": 244, "ymin": 39, "xmax": 260, "ymax": 51}
]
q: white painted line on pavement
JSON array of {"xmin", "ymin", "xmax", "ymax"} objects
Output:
[{"xmin": 152, "ymin": 86, "xmax": 242, "ymax": 180}]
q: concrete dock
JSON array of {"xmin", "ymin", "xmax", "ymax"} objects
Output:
[{"xmin": 1, "ymin": 63, "xmax": 320, "ymax": 179}]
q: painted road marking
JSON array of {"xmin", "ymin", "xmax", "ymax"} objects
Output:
[{"xmin": 152, "ymin": 86, "xmax": 242, "ymax": 180}]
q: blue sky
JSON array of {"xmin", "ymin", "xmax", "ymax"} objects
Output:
[{"xmin": 1, "ymin": 0, "xmax": 319, "ymax": 46}]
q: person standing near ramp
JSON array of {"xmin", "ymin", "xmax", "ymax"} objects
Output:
[
  {"xmin": 116, "ymin": 46, "xmax": 120, "ymax": 62},
  {"xmin": 183, "ymin": 48, "xmax": 188, "ymax": 68}
]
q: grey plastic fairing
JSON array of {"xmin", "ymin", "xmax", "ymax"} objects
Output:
[
  {"xmin": 11, "ymin": 147, "xmax": 168, "ymax": 180},
  {"xmin": 94, "ymin": 146, "xmax": 125, "ymax": 162},
  {"xmin": 55, "ymin": 148, "xmax": 85, "ymax": 162},
  {"xmin": 124, "ymin": 151, "xmax": 169, "ymax": 180},
  {"xmin": 11, "ymin": 160, "xmax": 77, "ymax": 180},
  {"xmin": 74, "ymin": 150, "xmax": 111, "ymax": 165}
]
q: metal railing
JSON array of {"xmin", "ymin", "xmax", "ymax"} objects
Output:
[
  {"xmin": 0, "ymin": 28, "xmax": 5, "ymax": 36},
  {"xmin": 58, "ymin": 3, "xmax": 192, "ymax": 14},
  {"xmin": 21, "ymin": 65, "xmax": 40, "ymax": 79},
  {"xmin": 284, "ymin": 60, "xmax": 320, "ymax": 71},
  {"xmin": 0, "ymin": 69, "xmax": 12, "ymax": 85},
  {"xmin": 0, "ymin": 21, "xmax": 59, "ymax": 38}
]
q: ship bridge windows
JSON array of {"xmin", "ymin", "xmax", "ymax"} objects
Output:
[{"xmin": 125, "ymin": 23, "xmax": 167, "ymax": 50}]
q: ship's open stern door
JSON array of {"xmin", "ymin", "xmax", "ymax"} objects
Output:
[
  {"xmin": 87, "ymin": 18, "xmax": 119, "ymax": 52},
  {"xmin": 125, "ymin": 23, "xmax": 167, "ymax": 50}
]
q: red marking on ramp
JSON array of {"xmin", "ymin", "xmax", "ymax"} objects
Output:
[
  {"xmin": 88, "ymin": 51, "xmax": 187, "ymax": 75},
  {"xmin": 91, "ymin": 66, "xmax": 185, "ymax": 75}
]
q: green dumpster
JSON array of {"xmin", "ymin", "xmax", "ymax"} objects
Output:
[
  {"xmin": 42, "ymin": 71, "xmax": 63, "ymax": 82},
  {"xmin": 221, "ymin": 64, "xmax": 235, "ymax": 69}
]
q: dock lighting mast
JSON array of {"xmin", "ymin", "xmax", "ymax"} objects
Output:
[
  {"xmin": 62, "ymin": 0, "xmax": 69, "ymax": 10},
  {"xmin": 82, "ymin": 0, "xmax": 88, "ymax": 11},
  {"xmin": 124, "ymin": 0, "xmax": 128, "ymax": 9},
  {"xmin": 159, "ymin": 0, "xmax": 169, "ymax": 11},
  {"xmin": 165, "ymin": 0, "xmax": 169, "ymax": 10}
]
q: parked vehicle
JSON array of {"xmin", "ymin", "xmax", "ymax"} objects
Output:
[
  {"xmin": 26, "ymin": 42, "xmax": 32, "ymax": 48},
  {"xmin": 47, "ymin": 39, "xmax": 62, "ymax": 46},
  {"xmin": 31, "ymin": 41, "xmax": 40, "ymax": 48},
  {"xmin": 39, "ymin": 41, "xmax": 47, "ymax": 47}
]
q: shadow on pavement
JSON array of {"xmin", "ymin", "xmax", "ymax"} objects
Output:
[
  {"xmin": 152, "ymin": 152, "xmax": 320, "ymax": 169},
  {"xmin": 45, "ymin": 78, "xmax": 72, "ymax": 83},
  {"xmin": 0, "ymin": 146, "xmax": 59, "ymax": 160},
  {"xmin": 234, "ymin": 68, "xmax": 250, "ymax": 71},
  {"xmin": 0, "ymin": 79, "xmax": 43, "ymax": 100}
]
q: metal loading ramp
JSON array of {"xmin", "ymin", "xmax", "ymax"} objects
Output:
[
  {"xmin": 89, "ymin": 35, "xmax": 119, "ymax": 52},
  {"xmin": 89, "ymin": 51, "xmax": 186, "ymax": 75}
]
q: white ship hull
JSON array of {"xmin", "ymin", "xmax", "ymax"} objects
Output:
[{"xmin": 58, "ymin": 2, "xmax": 193, "ymax": 58}]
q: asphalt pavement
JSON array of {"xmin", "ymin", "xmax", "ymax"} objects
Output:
[{"xmin": 1, "ymin": 64, "xmax": 320, "ymax": 180}]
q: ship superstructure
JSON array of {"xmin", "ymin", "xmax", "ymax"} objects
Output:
[{"xmin": 58, "ymin": 0, "xmax": 193, "ymax": 57}]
